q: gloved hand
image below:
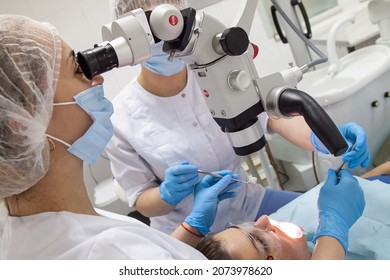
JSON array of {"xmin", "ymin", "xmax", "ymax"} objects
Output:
[
  {"xmin": 312, "ymin": 169, "xmax": 365, "ymax": 252},
  {"xmin": 160, "ymin": 161, "xmax": 199, "ymax": 206},
  {"xmin": 184, "ymin": 170, "xmax": 241, "ymax": 236},
  {"xmin": 310, "ymin": 122, "xmax": 371, "ymax": 168}
]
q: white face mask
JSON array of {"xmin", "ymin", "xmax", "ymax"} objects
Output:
[{"xmin": 46, "ymin": 85, "xmax": 113, "ymax": 165}]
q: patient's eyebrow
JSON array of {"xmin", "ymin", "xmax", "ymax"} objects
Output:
[{"xmin": 234, "ymin": 227, "xmax": 266, "ymax": 258}]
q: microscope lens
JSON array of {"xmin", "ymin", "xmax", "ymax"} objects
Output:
[{"xmin": 77, "ymin": 44, "xmax": 119, "ymax": 80}]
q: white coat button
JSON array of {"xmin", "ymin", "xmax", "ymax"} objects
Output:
[
  {"xmin": 182, "ymin": 93, "xmax": 186, "ymax": 98},
  {"xmin": 193, "ymin": 122, "xmax": 198, "ymax": 126}
]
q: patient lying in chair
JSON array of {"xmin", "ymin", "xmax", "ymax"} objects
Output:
[
  {"xmin": 196, "ymin": 164, "xmax": 390, "ymax": 260},
  {"xmin": 196, "ymin": 215, "xmax": 312, "ymax": 260},
  {"xmin": 269, "ymin": 176, "xmax": 390, "ymax": 259}
]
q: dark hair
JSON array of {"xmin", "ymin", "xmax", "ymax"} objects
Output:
[{"xmin": 195, "ymin": 234, "xmax": 234, "ymax": 260}]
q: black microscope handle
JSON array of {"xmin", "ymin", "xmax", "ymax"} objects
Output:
[{"xmin": 278, "ymin": 88, "xmax": 348, "ymax": 156}]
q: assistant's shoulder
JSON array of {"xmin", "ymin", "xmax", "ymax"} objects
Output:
[{"xmin": 111, "ymin": 81, "xmax": 139, "ymax": 107}]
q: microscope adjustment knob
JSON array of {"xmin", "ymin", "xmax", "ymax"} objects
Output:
[
  {"xmin": 149, "ymin": 4, "xmax": 184, "ymax": 41},
  {"xmin": 228, "ymin": 70, "xmax": 251, "ymax": 91},
  {"xmin": 219, "ymin": 27, "xmax": 249, "ymax": 56}
]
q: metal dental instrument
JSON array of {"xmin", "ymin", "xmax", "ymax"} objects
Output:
[
  {"xmin": 197, "ymin": 169, "xmax": 256, "ymax": 184},
  {"xmin": 336, "ymin": 143, "xmax": 357, "ymax": 176},
  {"xmin": 336, "ymin": 161, "xmax": 347, "ymax": 175}
]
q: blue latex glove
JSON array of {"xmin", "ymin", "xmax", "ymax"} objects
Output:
[
  {"xmin": 312, "ymin": 169, "xmax": 365, "ymax": 252},
  {"xmin": 310, "ymin": 122, "xmax": 371, "ymax": 168},
  {"xmin": 184, "ymin": 170, "xmax": 241, "ymax": 236},
  {"xmin": 160, "ymin": 161, "xmax": 199, "ymax": 206}
]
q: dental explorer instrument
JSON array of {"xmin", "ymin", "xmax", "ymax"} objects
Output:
[
  {"xmin": 336, "ymin": 143, "xmax": 357, "ymax": 176},
  {"xmin": 336, "ymin": 161, "xmax": 347, "ymax": 175},
  {"xmin": 197, "ymin": 170, "xmax": 257, "ymax": 184}
]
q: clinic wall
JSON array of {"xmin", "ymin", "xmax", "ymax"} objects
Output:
[{"xmin": 0, "ymin": 0, "xmax": 139, "ymax": 102}]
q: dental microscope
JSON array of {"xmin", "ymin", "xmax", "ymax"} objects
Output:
[{"xmin": 77, "ymin": 0, "xmax": 347, "ymax": 160}]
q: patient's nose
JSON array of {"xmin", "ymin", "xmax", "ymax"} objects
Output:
[{"xmin": 254, "ymin": 215, "xmax": 273, "ymax": 231}]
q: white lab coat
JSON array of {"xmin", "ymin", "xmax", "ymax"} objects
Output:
[
  {"xmin": 106, "ymin": 66, "xmax": 269, "ymax": 234},
  {"xmin": 0, "ymin": 210, "xmax": 206, "ymax": 260}
]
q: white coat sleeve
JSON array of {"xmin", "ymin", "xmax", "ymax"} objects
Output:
[{"xmin": 105, "ymin": 106, "xmax": 159, "ymax": 207}]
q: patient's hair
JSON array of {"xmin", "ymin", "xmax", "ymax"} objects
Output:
[{"xmin": 195, "ymin": 234, "xmax": 233, "ymax": 260}]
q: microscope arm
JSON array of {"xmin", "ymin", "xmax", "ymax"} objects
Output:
[{"xmin": 230, "ymin": 0, "xmax": 258, "ymax": 33}]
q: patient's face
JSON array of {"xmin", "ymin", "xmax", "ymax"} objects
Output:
[{"xmin": 216, "ymin": 215, "xmax": 311, "ymax": 260}]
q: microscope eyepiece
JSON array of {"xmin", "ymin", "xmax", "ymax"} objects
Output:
[{"xmin": 77, "ymin": 43, "xmax": 119, "ymax": 80}]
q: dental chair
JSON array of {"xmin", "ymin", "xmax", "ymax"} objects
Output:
[
  {"xmin": 84, "ymin": 152, "xmax": 132, "ymax": 216},
  {"xmin": 113, "ymin": 179, "xmax": 150, "ymax": 226}
]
